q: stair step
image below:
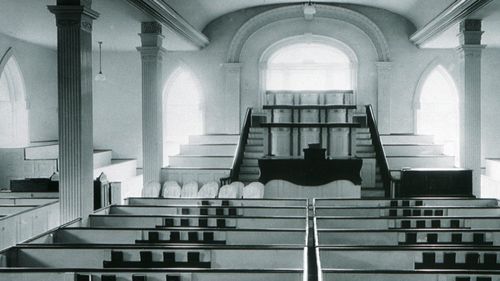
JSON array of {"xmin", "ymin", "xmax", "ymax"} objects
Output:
[
  {"xmin": 249, "ymin": 127, "xmax": 265, "ymax": 133},
  {"xmin": 246, "ymin": 145, "xmax": 264, "ymax": 152},
  {"xmin": 240, "ymin": 166, "xmax": 260, "ymax": 174},
  {"xmin": 25, "ymin": 144, "xmax": 113, "ymax": 168},
  {"xmin": 188, "ymin": 134, "xmax": 239, "ymax": 145},
  {"xmin": 242, "ymin": 159, "xmax": 259, "ymax": 166},
  {"xmin": 247, "ymin": 139, "xmax": 264, "ymax": 145},
  {"xmin": 380, "ymin": 134, "xmax": 434, "ymax": 144},
  {"xmin": 356, "ymin": 139, "xmax": 372, "ymax": 145},
  {"xmin": 168, "ymin": 155, "xmax": 233, "ymax": 169},
  {"xmin": 249, "ymin": 133, "xmax": 264, "ymax": 139},
  {"xmin": 179, "ymin": 144, "xmax": 237, "ymax": 156},
  {"xmin": 238, "ymin": 174, "xmax": 260, "ymax": 181},
  {"xmin": 356, "ymin": 152, "xmax": 376, "ymax": 158},
  {"xmin": 387, "ymin": 155, "xmax": 455, "ymax": 170},
  {"xmin": 355, "ymin": 145, "xmax": 374, "ymax": 152},
  {"xmin": 93, "ymin": 150, "xmax": 113, "ymax": 168},
  {"xmin": 384, "ymin": 144, "xmax": 445, "ymax": 156},
  {"xmin": 244, "ymin": 152, "xmax": 264, "ymax": 158}
]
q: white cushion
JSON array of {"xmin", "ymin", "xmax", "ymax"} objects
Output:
[
  {"xmin": 197, "ymin": 181, "xmax": 219, "ymax": 198},
  {"xmin": 161, "ymin": 181, "xmax": 181, "ymax": 198},
  {"xmin": 229, "ymin": 181, "xmax": 244, "ymax": 198},
  {"xmin": 218, "ymin": 184, "xmax": 239, "ymax": 198},
  {"xmin": 142, "ymin": 181, "xmax": 161, "ymax": 198},
  {"xmin": 181, "ymin": 181, "xmax": 199, "ymax": 198},
  {"xmin": 243, "ymin": 182, "xmax": 265, "ymax": 198}
]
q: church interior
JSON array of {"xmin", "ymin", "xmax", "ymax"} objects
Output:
[{"xmin": 1, "ymin": 0, "xmax": 500, "ymax": 280}]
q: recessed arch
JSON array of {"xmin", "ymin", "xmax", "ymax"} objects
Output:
[
  {"xmin": 162, "ymin": 66, "xmax": 204, "ymax": 165},
  {"xmin": 227, "ymin": 4, "xmax": 390, "ymax": 63},
  {"xmin": 414, "ymin": 61, "xmax": 459, "ymax": 162},
  {"xmin": 0, "ymin": 47, "xmax": 29, "ymax": 148},
  {"xmin": 259, "ymin": 34, "xmax": 358, "ymax": 106}
]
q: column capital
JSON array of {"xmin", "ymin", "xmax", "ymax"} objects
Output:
[
  {"xmin": 458, "ymin": 19, "xmax": 483, "ymax": 45},
  {"xmin": 139, "ymin": 22, "xmax": 165, "ymax": 47},
  {"xmin": 48, "ymin": 5, "xmax": 99, "ymax": 32},
  {"xmin": 136, "ymin": 46, "xmax": 166, "ymax": 61}
]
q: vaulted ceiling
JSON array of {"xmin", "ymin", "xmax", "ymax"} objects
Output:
[{"xmin": 0, "ymin": 0, "xmax": 499, "ymax": 51}]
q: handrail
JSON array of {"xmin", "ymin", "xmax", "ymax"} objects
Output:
[
  {"xmin": 365, "ymin": 105, "xmax": 393, "ymax": 197},
  {"xmin": 220, "ymin": 107, "xmax": 253, "ymax": 185}
]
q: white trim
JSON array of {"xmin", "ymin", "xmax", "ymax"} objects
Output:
[
  {"xmin": 227, "ymin": 4, "xmax": 390, "ymax": 63},
  {"xmin": 410, "ymin": 0, "xmax": 493, "ymax": 47}
]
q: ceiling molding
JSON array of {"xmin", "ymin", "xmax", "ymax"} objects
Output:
[
  {"xmin": 126, "ymin": 0, "xmax": 209, "ymax": 49},
  {"xmin": 410, "ymin": 0, "xmax": 493, "ymax": 47},
  {"xmin": 227, "ymin": 4, "xmax": 391, "ymax": 63}
]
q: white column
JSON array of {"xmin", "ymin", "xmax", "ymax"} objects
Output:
[
  {"xmin": 222, "ymin": 63, "xmax": 241, "ymax": 133},
  {"xmin": 48, "ymin": 1, "xmax": 99, "ymax": 223},
  {"xmin": 376, "ymin": 61, "xmax": 392, "ymax": 134},
  {"xmin": 137, "ymin": 22, "xmax": 165, "ymax": 187},
  {"xmin": 457, "ymin": 19, "xmax": 485, "ymax": 196}
]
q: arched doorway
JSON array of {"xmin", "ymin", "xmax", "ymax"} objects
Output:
[
  {"xmin": 163, "ymin": 67, "xmax": 204, "ymax": 165},
  {"xmin": 415, "ymin": 65, "xmax": 459, "ymax": 163},
  {"xmin": 0, "ymin": 49, "xmax": 29, "ymax": 148}
]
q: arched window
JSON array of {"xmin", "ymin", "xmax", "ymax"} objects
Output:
[
  {"xmin": 266, "ymin": 42, "xmax": 353, "ymax": 91},
  {"xmin": 163, "ymin": 67, "xmax": 203, "ymax": 164},
  {"xmin": 416, "ymin": 65, "xmax": 459, "ymax": 161},
  {"xmin": 0, "ymin": 49, "xmax": 29, "ymax": 148}
]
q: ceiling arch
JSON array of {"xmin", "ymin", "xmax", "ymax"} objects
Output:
[{"xmin": 226, "ymin": 4, "xmax": 391, "ymax": 63}]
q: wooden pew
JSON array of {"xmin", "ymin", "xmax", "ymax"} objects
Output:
[
  {"xmin": 314, "ymin": 206, "xmax": 500, "ymax": 217},
  {"xmin": 0, "ymin": 269, "xmax": 305, "ymax": 281},
  {"xmin": 125, "ymin": 198, "xmax": 308, "ymax": 207},
  {"xmin": 314, "ymin": 216, "xmax": 500, "ymax": 230},
  {"xmin": 318, "ymin": 246, "xmax": 500, "ymax": 270},
  {"xmin": 108, "ymin": 205, "xmax": 307, "ymax": 217},
  {"xmin": 7, "ymin": 245, "xmax": 305, "ymax": 269},
  {"xmin": 315, "ymin": 229, "xmax": 500, "ymax": 246},
  {"xmin": 313, "ymin": 198, "xmax": 499, "ymax": 208},
  {"xmin": 88, "ymin": 214, "xmax": 306, "ymax": 229},
  {"xmin": 33, "ymin": 227, "xmax": 307, "ymax": 245}
]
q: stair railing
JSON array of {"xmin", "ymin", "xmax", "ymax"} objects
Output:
[
  {"xmin": 220, "ymin": 107, "xmax": 253, "ymax": 186},
  {"xmin": 365, "ymin": 104, "xmax": 394, "ymax": 197}
]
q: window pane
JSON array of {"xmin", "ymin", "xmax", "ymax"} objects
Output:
[{"xmin": 266, "ymin": 43, "xmax": 352, "ymax": 91}]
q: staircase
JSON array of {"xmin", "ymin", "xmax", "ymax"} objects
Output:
[
  {"xmin": 238, "ymin": 127, "xmax": 265, "ymax": 184},
  {"xmin": 381, "ymin": 134, "xmax": 455, "ymax": 180},
  {"xmin": 21, "ymin": 142, "xmax": 142, "ymax": 199},
  {"xmin": 355, "ymin": 130, "xmax": 456, "ymax": 198},
  {"xmin": 354, "ymin": 128, "xmax": 385, "ymax": 198},
  {"xmin": 163, "ymin": 134, "xmax": 238, "ymax": 184}
]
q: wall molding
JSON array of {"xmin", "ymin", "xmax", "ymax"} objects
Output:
[
  {"xmin": 126, "ymin": 0, "xmax": 209, "ymax": 49},
  {"xmin": 226, "ymin": 4, "xmax": 391, "ymax": 63},
  {"xmin": 410, "ymin": 0, "xmax": 493, "ymax": 47}
]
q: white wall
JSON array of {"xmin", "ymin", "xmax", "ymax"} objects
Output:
[
  {"xmin": 0, "ymin": 33, "xmax": 57, "ymax": 143},
  {"xmin": 481, "ymin": 49, "xmax": 500, "ymax": 164},
  {"xmin": 92, "ymin": 51, "xmax": 142, "ymax": 164}
]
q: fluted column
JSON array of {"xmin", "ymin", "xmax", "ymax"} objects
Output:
[
  {"xmin": 48, "ymin": 0, "xmax": 99, "ymax": 223},
  {"xmin": 137, "ymin": 22, "xmax": 165, "ymax": 187},
  {"xmin": 376, "ymin": 61, "xmax": 392, "ymax": 134},
  {"xmin": 457, "ymin": 19, "xmax": 485, "ymax": 196}
]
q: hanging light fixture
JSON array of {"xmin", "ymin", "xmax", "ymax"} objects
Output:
[
  {"xmin": 303, "ymin": 0, "xmax": 316, "ymax": 20},
  {"xmin": 95, "ymin": 41, "xmax": 106, "ymax": 81}
]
